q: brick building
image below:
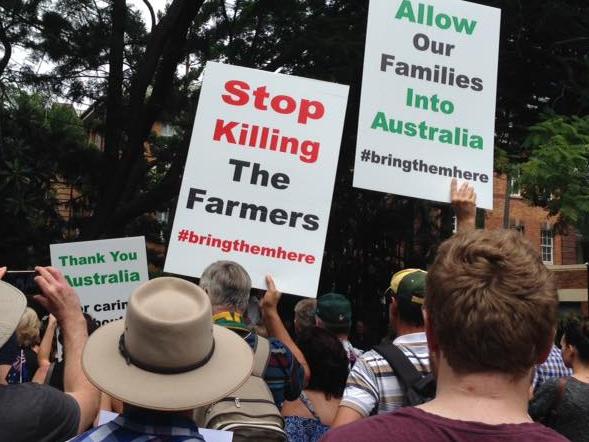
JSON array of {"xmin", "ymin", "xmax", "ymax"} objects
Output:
[{"xmin": 485, "ymin": 174, "xmax": 587, "ymax": 314}]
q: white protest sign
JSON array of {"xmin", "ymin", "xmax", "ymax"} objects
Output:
[
  {"xmin": 165, "ymin": 62, "xmax": 349, "ymax": 297},
  {"xmin": 354, "ymin": 0, "xmax": 500, "ymax": 209},
  {"xmin": 50, "ymin": 237, "xmax": 149, "ymax": 325}
]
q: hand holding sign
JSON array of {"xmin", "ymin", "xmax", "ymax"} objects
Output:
[
  {"xmin": 450, "ymin": 178, "xmax": 476, "ymax": 232},
  {"xmin": 34, "ymin": 266, "xmax": 83, "ymax": 326}
]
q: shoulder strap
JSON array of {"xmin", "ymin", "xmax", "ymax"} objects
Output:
[
  {"xmin": 373, "ymin": 344, "xmax": 422, "ymax": 388},
  {"xmin": 252, "ymin": 335, "xmax": 271, "ymax": 377},
  {"xmin": 43, "ymin": 362, "xmax": 55, "ymax": 385},
  {"xmin": 299, "ymin": 391, "xmax": 321, "ymax": 421}
]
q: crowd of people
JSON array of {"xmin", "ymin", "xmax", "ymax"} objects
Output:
[{"xmin": 1, "ymin": 180, "xmax": 588, "ymax": 442}]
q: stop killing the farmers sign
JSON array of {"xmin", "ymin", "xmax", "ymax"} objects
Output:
[
  {"xmin": 353, "ymin": 0, "xmax": 500, "ymax": 209},
  {"xmin": 165, "ymin": 62, "xmax": 349, "ymax": 297},
  {"xmin": 50, "ymin": 236, "xmax": 149, "ymax": 325}
]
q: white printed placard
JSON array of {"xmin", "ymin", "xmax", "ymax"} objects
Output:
[
  {"xmin": 50, "ymin": 237, "xmax": 149, "ymax": 325},
  {"xmin": 165, "ymin": 62, "xmax": 349, "ymax": 297},
  {"xmin": 354, "ymin": 0, "xmax": 500, "ymax": 209}
]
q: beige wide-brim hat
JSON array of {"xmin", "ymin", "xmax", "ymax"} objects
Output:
[
  {"xmin": 0, "ymin": 280, "xmax": 27, "ymax": 349},
  {"xmin": 82, "ymin": 277, "xmax": 253, "ymax": 411}
]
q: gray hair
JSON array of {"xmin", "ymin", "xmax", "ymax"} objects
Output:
[
  {"xmin": 199, "ymin": 261, "xmax": 251, "ymax": 312},
  {"xmin": 294, "ymin": 298, "xmax": 317, "ymax": 335}
]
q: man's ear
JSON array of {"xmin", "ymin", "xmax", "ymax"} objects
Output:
[
  {"xmin": 423, "ymin": 309, "xmax": 438, "ymax": 354},
  {"xmin": 535, "ymin": 328, "xmax": 555, "ymax": 365},
  {"xmin": 390, "ymin": 297, "xmax": 398, "ymax": 319}
]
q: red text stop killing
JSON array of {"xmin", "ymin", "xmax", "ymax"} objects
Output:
[{"xmin": 212, "ymin": 80, "xmax": 327, "ymax": 164}]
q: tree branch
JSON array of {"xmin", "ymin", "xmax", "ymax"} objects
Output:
[
  {"xmin": 142, "ymin": 0, "xmax": 156, "ymax": 32},
  {"xmin": 0, "ymin": 22, "xmax": 12, "ymax": 78},
  {"xmin": 103, "ymin": 0, "xmax": 126, "ymax": 166},
  {"xmin": 83, "ymin": 0, "xmax": 205, "ymax": 238}
]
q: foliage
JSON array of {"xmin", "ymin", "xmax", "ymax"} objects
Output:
[
  {"xmin": 519, "ymin": 115, "xmax": 589, "ymax": 234},
  {"xmin": 0, "ymin": 90, "xmax": 98, "ymax": 265}
]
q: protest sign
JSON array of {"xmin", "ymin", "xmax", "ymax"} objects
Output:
[
  {"xmin": 353, "ymin": 0, "xmax": 500, "ymax": 209},
  {"xmin": 50, "ymin": 236, "xmax": 149, "ymax": 325},
  {"xmin": 165, "ymin": 62, "xmax": 349, "ymax": 297}
]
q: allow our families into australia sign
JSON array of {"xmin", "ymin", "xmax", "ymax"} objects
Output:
[
  {"xmin": 50, "ymin": 237, "xmax": 149, "ymax": 325},
  {"xmin": 354, "ymin": 0, "xmax": 500, "ymax": 209},
  {"xmin": 165, "ymin": 62, "xmax": 349, "ymax": 297}
]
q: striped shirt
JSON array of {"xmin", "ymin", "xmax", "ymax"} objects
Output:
[
  {"xmin": 341, "ymin": 339, "xmax": 363, "ymax": 369},
  {"xmin": 339, "ymin": 332, "xmax": 429, "ymax": 417}
]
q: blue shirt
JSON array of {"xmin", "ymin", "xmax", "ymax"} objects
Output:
[
  {"xmin": 70, "ymin": 410, "xmax": 205, "ymax": 442},
  {"xmin": 533, "ymin": 345, "xmax": 572, "ymax": 392}
]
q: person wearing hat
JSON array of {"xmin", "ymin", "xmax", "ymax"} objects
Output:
[
  {"xmin": 0, "ymin": 266, "xmax": 100, "ymax": 442},
  {"xmin": 332, "ymin": 268, "xmax": 430, "ymax": 428},
  {"xmin": 315, "ymin": 293, "xmax": 363, "ymax": 369},
  {"xmin": 69, "ymin": 276, "xmax": 253, "ymax": 441},
  {"xmin": 330, "ymin": 177, "xmax": 477, "ymax": 429},
  {"xmin": 199, "ymin": 260, "xmax": 304, "ymax": 409},
  {"xmin": 325, "ymin": 230, "xmax": 568, "ymax": 442}
]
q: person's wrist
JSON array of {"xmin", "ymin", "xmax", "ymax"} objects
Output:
[
  {"xmin": 262, "ymin": 306, "xmax": 280, "ymax": 318},
  {"xmin": 58, "ymin": 310, "xmax": 86, "ymax": 333},
  {"xmin": 457, "ymin": 214, "xmax": 475, "ymax": 222}
]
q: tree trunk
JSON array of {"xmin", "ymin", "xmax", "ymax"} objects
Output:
[
  {"xmin": 103, "ymin": 0, "xmax": 126, "ymax": 168},
  {"xmin": 82, "ymin": 0, "xmax": 205, "ymax": 239},
  {"xmin": 0, "ymin": 22, "xmax": 12, "ymax": 78}
]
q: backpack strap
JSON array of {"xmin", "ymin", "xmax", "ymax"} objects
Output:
[
  {"xmin": 252, "ymin": 335, "xmax": 271, "ymax": 377},
  {"xmin": 373, "ymin": 344, "xmax": 422, "ymax": 389}
]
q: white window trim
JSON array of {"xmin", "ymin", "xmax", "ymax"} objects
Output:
[{"xmin": 541, "ymin": 229, "xmax": 554, "ymax": 265}]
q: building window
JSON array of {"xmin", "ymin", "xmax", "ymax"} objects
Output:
[
  {"xmin": 509, "ymin": 169, "xmax": 521, "ymax": 197},
  {"xmin": 451, "ymin": 215, "xmax": 457, "ymax": 233},
  {"xmin": 541, "ymin": 229, "xmax": 554, "ymax": 264}
]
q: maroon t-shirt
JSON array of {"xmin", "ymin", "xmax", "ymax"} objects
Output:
[{"xmin": 321, "ymin": 407, "xmax": 568, "ymax": 442}]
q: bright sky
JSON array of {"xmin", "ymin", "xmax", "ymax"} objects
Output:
[
  {"xmin": 3, "ymin": 0, "xmax": 172, "ymax": 107},
  {"xmin": 5, "ymin": 0, "xmax": 170, "ymax": 71}
]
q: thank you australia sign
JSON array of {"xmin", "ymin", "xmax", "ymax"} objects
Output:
[
  {"xmin": 353, "ymin": 0, "xmax": 500, "ymax": 209},
  {"xmin": 50, "ymin": 237, "xmax": 149, "ymax": 325},
  {"xmin": 165, "ymin": 62, "xmax": 349, "ymax": 297}
]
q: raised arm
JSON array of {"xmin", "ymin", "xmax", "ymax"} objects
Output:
[
  {"xmin": 32, "ymin": 314, "xmax": 58, "ymax": 384},
  {"xmin": 0, "ymin": 266, "xmax": 13, "ymax": 383},
  {"xmin": 34, "ymin": 267, "xmax": 100, "ymax": 433},
  {"xmin": 260, "ymin": 275, "xmax": 311, "ymax": 385},
  {"xmin": 451, "ymin": 178, "xmax": 477, "ymax": 232}
]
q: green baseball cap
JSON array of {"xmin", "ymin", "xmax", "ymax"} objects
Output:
[{"xmin": 316, "ymin": 293, "xmax": 352, "ymax": 332}]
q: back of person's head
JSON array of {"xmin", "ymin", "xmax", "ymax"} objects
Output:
[
  {"xmin": 297, "ymin": 327, "xmax": 348, "ymax": 399},
  {"xmin": 82, "ymin": 277, "xmax": 253, "ymax": 411},
  {"xmin": 294, "ymin": 298, "xmax": 316, "ymax": 335},
  {"xmin": 389, "ymin": 269, "xmax": 426, "ymax": 328},
  {"xmin": 562, "ymin": 316, "xmax": 589, "ymax": 364},
  {"xmin": 315, "ymin": 293, "xmax": 352, "ymax": 335},
  {"xmin": 426, "ymin": 229, "xmax": 558, "ymax": 377},
  {"xmin": 16, "ymin": 307, "xmax": 40, "ymax": 348},
  {"xmin": 199, "ymin": 261, "xmax": 251, "ymax": 312}
]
